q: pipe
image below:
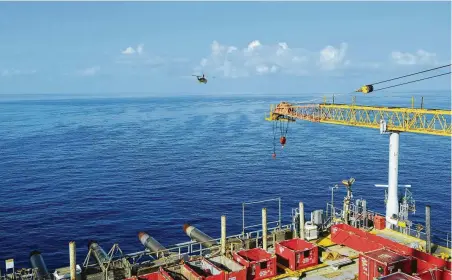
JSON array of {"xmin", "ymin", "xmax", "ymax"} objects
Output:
[
  {"xmin": 29, "ymin": 250, "xmax": 49, "ymax": 280},
  {"xmin": 363, "ymin": 200, "xmax": 367, "ymax": 227},
  {"xmin": 262, "ymin": 208, "xmax": 268, "ymax": 251},
  {"xmin": 386, "ymin": 132, "xmax": 400, "ymax": 228},
  {"xmin": 138, "ymin": 232, "xmax": 169, "ymax": 257},
  {"xmin": 299, "ymin": 202, "xmax": 305, "ymax": 240},
  {"xmin": 183, "ymin": 224, "xmax": 218, "ymax": 248},
  {"xmin": 426, "ymin": 205, "xmax": 431, "ymax": 254},
  {"xmin": 221, "ymin": 216, "xmax": 226, "ymax": 255},
  {"xmin": 87, "ymin": 240, "xmax": 109, "ymax": 266},
  {"xmin": 69, "ymin": 241, "xmax": 76, "ymax": 280}
]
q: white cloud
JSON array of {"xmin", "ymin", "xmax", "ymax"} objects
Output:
[
  {"xmin": 391, "ymin": 49, "xmax": 438, "ymax": 65},
  {"xmin": 0, "ymin": 69, "xmax": 37, "ymax": 77},
  {"xmin": 122, "ymin": 47, "xmax": 135, "ymax": 55},
  {"xmin": 78, "ymin": 66, "xmax": 100, "ymax": 76},
  {"xmin": 318, "ymin": 43, "xmax": 350, "ymax": 70},
  {"xmin": 194, "ymin": 40, "xmax": 350, "ymax": 78},
  {"xmin": 121, "ymin": 43, "xmax": 145, "ymax": 55},
  {"xmin": 117, "ymin": 43, "xmax": 169, "ymax": 66}
]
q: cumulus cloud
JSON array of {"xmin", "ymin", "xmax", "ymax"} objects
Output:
[
  {"xmin": 318, "ymin": 43, "xmax": 349, "ymax": 70},
  {"xmin": 0, "ymin": 69, "xmax": 37, "ymax": 77},
  {"xmin": 391, "ymin": 49, "xmax": 439, "ymax": 65},
  {"xmin": 78, "ymin": 66, "xmax": 100, "ymax": 76},
  {"xmin": 117, "ymin": 43, "xmax": 165, "ymax": 66},
  {"xmin": 121, "ymin": 43, "xmax": 145, "ymax": 55},
  {"xmin": 194, "ymin": 40, "xmax": 350, "ymax": 78}
]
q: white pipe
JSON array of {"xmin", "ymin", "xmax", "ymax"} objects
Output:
[
  {"xmin": 221, "ymin": 215, "xmax": 226, "ymax": 255},
  {"xmin": 426, "ymin": 205, "xmax": 431, "ymax": 253},
  {"xmin": 262, "ymin": 208, "xmax": 268, "ymax": 251},
  {"xmin": 69, "ymin": 241, "xmax": 76, "ymax": 280},
  {"xmin": 386, "ymin": 132, "xmax": 400, "ymax": 228},
  {"xmin": 299, "ymin": 202, "xmax": 305, "ymax": 239}
]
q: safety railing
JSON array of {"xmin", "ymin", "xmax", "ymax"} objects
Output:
[
  {"xmin": 125, "ymin": 223, "xmax": 292, "ymax": 265},
  {"xmin": 0, "ymin": 268, "xmax": 38, "ymax": 280}
]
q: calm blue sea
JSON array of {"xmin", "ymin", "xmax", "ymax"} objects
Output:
[{"xmin": 0, "ymin": 92, "xmax": 450, "ymax": 270}]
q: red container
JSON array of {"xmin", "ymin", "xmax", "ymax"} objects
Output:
[
  {"xmin": 137, "ymin": 273, "xmax": 161, "ymax": 280},
  {"xmin": 331, "ymin": 224, "xmax": 383, "ymax": 253},
  {"xmin": 275, "ymin": 238, "xmax": 318, "ymax": 271},
  {"xmin": 164, "ymin": 264, "xmax": 203, "ymax": 280},
  {"xmin": 414, "ymin": 268, "xmax": 444, "ymax": 280},
  {"xmin": 138, "ymin": 267, "xmax": 175, "ymax": 280},
  {"xmin": 374, "ymin": 215, "xmax": 386, "ymax": 230},
  {"xmin": 208, "ymin": 256, "xmax": 247, "ymax": 280},
  {"xmin": 378, "ymin": 271, "xmax": 419, "ymax": 279},
  {"xmin": 232, "ymin": 248, "xmax": 277, "ymax": 280},
  {"xmin": 414, "ymin": 259, "xmax": 440, "ymax": 276},
  {"xmin": 331, "ymin": 224, "xmax": 452, "ymax": 272},
  {"xmin": 358, "ymin": 248, "xmax": 413, "ymax": 280},
  {"xmin": 183, "ymin": 258, "xmax": 225, "ymax": 280}
]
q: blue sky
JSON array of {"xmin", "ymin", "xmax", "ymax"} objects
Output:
[{"xmin": 0, "ymin": 1, "xmax": 450, "ymax": 96}]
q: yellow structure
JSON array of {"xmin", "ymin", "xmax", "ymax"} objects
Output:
[{"xmin": 265, "ymin": 98, "xmax": 451, "ymax": 137}]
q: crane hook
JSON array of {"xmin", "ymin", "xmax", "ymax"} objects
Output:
[{"xmin": 280, "ymin": 136, "xmax": 286, "ymax": 148}]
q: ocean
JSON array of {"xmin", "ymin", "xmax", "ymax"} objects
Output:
[{"xmin": 0, "ymin": 92, "xmax": 450, "ymax": 270}]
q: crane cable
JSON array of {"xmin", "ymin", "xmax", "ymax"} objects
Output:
[
  {"xmin": 371, "ymin": 71, "xmax": 451, "ymax": 93},
  {"xmin": 272, "ymin": 121, "xmax": 277, "ymax": 157},
  {"xmin": 369, "ymin": 63, "xmax": 451, "ymax": 86},
  {"xmin": 356, "ymin": 63, "xmax": 451, "ymax": 94},
  {"xmin": 292, "ymin": 64, "xmax": 451, "ymax": 104}
]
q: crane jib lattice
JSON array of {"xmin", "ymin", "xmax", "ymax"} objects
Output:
[{"xmin": 265, "ymin": 102, "xmax": 452, "ymax": 137}]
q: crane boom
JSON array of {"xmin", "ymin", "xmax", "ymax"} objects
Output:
[{"xmin": 265, "ymin": 101, "xmax": 452, "ymax": 136}]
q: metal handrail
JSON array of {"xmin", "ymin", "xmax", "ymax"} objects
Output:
[{"xmin": 125, "ymin": 224, "xmax": 292, "ymax": 261}]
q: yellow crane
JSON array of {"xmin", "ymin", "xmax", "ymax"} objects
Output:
[
  {"xmin": 265, "ymin": 96, "xmax": 451, "ymax": 136},
  {"xmin": 265, "ymin": 64, "xmax": 451, "ymax": 230}
]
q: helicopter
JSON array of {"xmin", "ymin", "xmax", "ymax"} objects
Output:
[{"xmin": 192, "ymin": 73, "xmax": 214, "ymax": 84}]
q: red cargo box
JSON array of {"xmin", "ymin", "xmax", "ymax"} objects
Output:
[
  {"xmin": 138, "ymin": 267, "xmax": 175, "ymax": 280},
  {"xmin": 275, "ymin": 238, "xmax": 318, "ymax": 271},
  {"xmin": 414, "ymin": 259, "xmax": 439, "ymax": 275},
  {"xmin": 208, "ymin": 255, "xmax": 247, "ymax": 280},
  {"xmin": 232, "ymin": 248, "xmax": 277, "ymax": 280},
  {"xmin": 374, "ymin": 216, "xmax": 386, "ymax": 230},
  {"xmin": 378, "ymin": 271, "xmax": 419, "ymax": 279},
  {"xmin": 331, "ymin": 224, "xmax": 452, "ymax": 272},
  {"xmin": 359, "ymin": 248, "xmax": 413, "ymax": 280},
  {"xmin": 165, "ymin": 264, "xmax": 202, "ymax": 280},
  {"xmin": 331, "ymin": 224, "xmax": 384, "ymax": 253},
  {"xmin": 414, "ymin": 268, "xmax": 444, "ymax": 280},
  {"xmin": 184, "ymin": 258, "xmax": 225, "ymax": 280}
]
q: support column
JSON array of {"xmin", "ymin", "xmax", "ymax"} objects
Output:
[
  {"xmin": 221, "ymin": 216, "xmax": 226, "ymax": 255},
  {"xmin": 69, "ymin": 241, "xmax": 76, "ymax": 280},
  {"xmin": 426, "ymin": 205, "xmax": 431, "ymax": 254},
  {"xmin": 386, "ymin": 132, "xmax": 400, "ymax": 228},
  {"xmin": 262, "ymin": 208, "xmax": 268, "ymax": 251},
  {"xmin": 299, "ymin": 202, "xmax": 305, "ymax": 240}
]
